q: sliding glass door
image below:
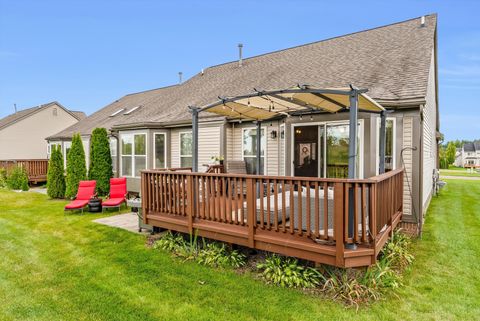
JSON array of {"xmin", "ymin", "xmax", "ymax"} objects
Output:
[{"xmin": 292, "ymin": 122, "xmax": 362, "ymax": 179}]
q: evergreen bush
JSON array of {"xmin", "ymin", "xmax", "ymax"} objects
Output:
[
  {"xmin": 6, "ymin": 166, "xmax": 29, "ymax": 191},
  {"xmin": 65, "ymin": 134, "xmax": 87, "ymax": 199},
  {"xmin": 47, "ymin": 145, "xmax": 66, "ymax": 198},
  {"xmin": 0, "ymin": 168, "xmax": 7, "ymax": 188},
  {"xmin": 88, "ymin": 128, "xmax": 113, "ymax": 196}
]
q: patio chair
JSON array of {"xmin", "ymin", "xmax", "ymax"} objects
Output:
[
  {"xmin": 102, "ymin": 177, "xmax": 127, "ymax": 212},
  {"xmin": 64, "ymin": 180, "xmax": 97, "ymax": 213},
  {"xmin": 226, "ymin": 160, "xmax": 247, "ymax": 174}
]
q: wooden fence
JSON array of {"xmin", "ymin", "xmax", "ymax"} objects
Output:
[
  {"xmin": 0, "ymin": 159, "xmax": 49, "ymax": 183},
  {"xmin": 141, "ymin": 168, "xmax": 403, "ymax": 267}
]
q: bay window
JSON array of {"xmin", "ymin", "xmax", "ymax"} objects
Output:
[
  {"xmin": 154, "ymin": 133, "xmax": 166, "ymax": 169},
  {"xmin": 110, "ymin": 138, "xmax": 117, "ymax": 175},
  {"xmin": 121, "ymin": 133, "xmax": 147, "ymax": 177},
  {"xmin": 180, "ymin": 132, "xmax": 192, "ymax": 168}
]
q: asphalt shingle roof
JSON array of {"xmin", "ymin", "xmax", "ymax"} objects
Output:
[{"xmin": 49, "ymin": 14, "xmax": 437, "ymax": 139}]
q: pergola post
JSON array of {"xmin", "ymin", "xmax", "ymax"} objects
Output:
[
  {"xmin": 255, "ymin": 120, "xmax": 262, "ymax": 198},
  {"xmin": 189, "ymin": 106, "xmax": 200, "ymax": 172},
  {"xmin": 256, "ymin": 120, "xmax": 262, "ymax": 175},
  {"xmin": 347, "ymin": 89, "xmax": 358, "ymax": 250},
  {"xmin": 379, "ymin": 110, "xmax": 387, "ymax": 174}
]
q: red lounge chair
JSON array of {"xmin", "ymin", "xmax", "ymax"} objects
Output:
[
  {"xmin": 102, "ymin": 177, "xmax": 127, "ymax": 212},
  {"xmin": 64, "ymin": 180, "xmax": 97, "ymax": 213}
]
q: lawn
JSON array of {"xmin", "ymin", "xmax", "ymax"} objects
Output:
[
  {"xmin": 0, "ymin": 180, "xmax": 479, "ymax": 321},
  {"xmin": 440, "ymin": 168, "xmax": 480, "ymax": 177}
]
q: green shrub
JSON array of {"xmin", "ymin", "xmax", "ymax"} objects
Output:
[
  {"xmin": 65, "ymin": 134, "xmax": 87, "ymax": 199},
  {"xmin": 6, "ymin": 166, "xmax": 29, "ymax": 191},
  {"xmin": 0, "ymin": 168, "xmax": 7, "ymax": 188},
  {"xmin": 153, "ymin": 231, "xmax": 246, "ymax": 268},
  {"xmin": 256, "ymin": 255, "xmax": 324, "ymax": 288},
  {"xmin": 47, "ymin": 145, "xmax": 66, "ymax": 198},
  {"xmin": 197, "ymin": 243, "xmax": 246, "ymax": 268},
  {"xmin": 88, "ymin": 128, "xmax": 113, "ymax": 196},
  {"xmin": 322, "ymin": 229, "xmax": 413, "ymax": 307},
  {"xmin": 380, "ymin": 229, "xmax": 414, "ymax": 270}
]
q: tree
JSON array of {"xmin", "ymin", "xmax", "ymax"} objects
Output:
[
  {"xmin": 446, "ymin": 142, "xmax": 456, "ymax": 166},
  {"xmin": 65, "ymin": 133, "xmax": 87, "ymax": 199},
  {"xmin": 6, "ymin": 165, "xmax": 29, "ymax": 191},
  {"xmin": 439, "ymin": 145, "xmax": 448, "ymax": 169},
  {"xmin": 47, "ymin": 145, "xmax": 65, "ymax": 198},
  {"xmin": 88, "ymin": 128, "xmax": 113, "ymax": 196}
]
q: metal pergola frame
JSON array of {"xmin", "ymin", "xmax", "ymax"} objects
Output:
[{"xmin": 188, "ymin": 85, "xmax": 388, "ymax": 249}]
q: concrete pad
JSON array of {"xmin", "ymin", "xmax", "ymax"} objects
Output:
[{"xmin": 93, "ymin": 212, "xmax": 144, "ymax": 233}]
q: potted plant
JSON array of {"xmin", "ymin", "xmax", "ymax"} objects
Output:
[{"xmin": 211, "ymin": 155, "xmax": 224, "ymax": 165}]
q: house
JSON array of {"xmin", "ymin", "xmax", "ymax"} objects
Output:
[
  {"xmin": 0, "ymin": 101, "xmax": 85, "ymax": 160},
  {"xmin": 456, "ymin": 142, "xmax": 480, "ymax": 168},
  {"xmin": 48, "ymin": 14, "xmax": 439, "ymax": 241}
]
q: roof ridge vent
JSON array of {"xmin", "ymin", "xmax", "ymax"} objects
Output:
[{"xmin": 420, "ymin": 16, "xmax": 425, "ymax": 27}]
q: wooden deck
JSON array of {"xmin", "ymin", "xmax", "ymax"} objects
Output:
[
  {"xmin": 141, "ymin": 168, "xmax": 403, "ymax": 268},
  {"xmin": 0, "ymin": 159, "xmax": 49, "ymax": 183}
]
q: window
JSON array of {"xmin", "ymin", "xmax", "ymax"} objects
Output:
[
  {"xmin": 110, "ymin": 138, "xmax": 117, "ymax": 174},
  {"xmin": 376, "ymin": 118, "xmax": 396, "ymax": 174},
  {"xmin": 63, "ymin": 141, "xmax": 72, "ymax": 167},
  {"xmin": 154, "ymin": 133, "xmax": 166, "ymax": 169},
  {"xmin": 52, "ymin": 108, "xmax": 57, "ymax": 116},
  {"xmin": 47, "ymin": 142, "xmax": 61, "ymax": 158},
  {"xmin": 242, "ymin": 128, "xmax": 265, "ymax": 174},
  {"xmin": 180, "ymin": 132, "xmax": 192, "ymax": 168},
  {"xmin": 121, "ymin": 133, "xmax": 146, "ymax": 177}
]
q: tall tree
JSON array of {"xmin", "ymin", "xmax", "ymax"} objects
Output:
[
  {"xmin": 446, "ymin": 142, "xmax": 456, "ymax": 166},
  {"xmin": 88, "ymin": 128, "xmax": 113, "ymax": 195},
  {"xmin": 47, "ymin": 145, "xmax": 66, "ymax": 198},
  {"xmin": 65, "ymin": 134, "xmax": 87, "ymax": 198}
]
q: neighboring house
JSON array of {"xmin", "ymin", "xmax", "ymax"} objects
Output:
[
  {"xmin": 0, "ymin": 102, "xmax": 85, "ymax": 160},
  {"xmin": 457, "ymin": 142, "xmax": 480, "ymax": 168},
  {"xmin": 48, "ymin": 14, "xmax": 439, "ymax": 234}
]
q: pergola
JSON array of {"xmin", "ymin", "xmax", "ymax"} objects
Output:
[
  {"xmin": 188, "ymin": 85, "xmax": 388, "ymax": 177},
  {"xmin": 188, "ymin": 85, "xmax": 388, "ymax": 249}
]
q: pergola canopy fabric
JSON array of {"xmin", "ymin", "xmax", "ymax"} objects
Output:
[{"xmin": 200, "ymin": 85, "xmax": 384, "ymax": 121}]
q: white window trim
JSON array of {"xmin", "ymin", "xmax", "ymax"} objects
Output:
[
  {"xmin": 153, "ymin": 132, "xmax": 167, "ymax": 169},
  {"xmin": 120, "ymin": 132, "xmax": 148, "ymax": 178},
  {"xmin": 290, "ymin": 120, "xmax": 365, "ymax": 179},
  {"xmin": 375, "ymin": 117, "xmax": 397, "ymax": 175},
  {"xmin": 242, "ymin": 127, "xmax": 267, "ymax": 174},
  {"xmin": 63, "ymin": 141, "xmax": 72, "ymax": 167},
  {"xmin": 179, "ymin": 131, "xmax": 193, "ymax": 168},
  {"xmin": 110, "ymin": 137, "xmax": 117, "ymax": 174}
]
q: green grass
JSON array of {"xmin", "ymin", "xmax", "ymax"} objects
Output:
[
  {"xmin": 440, "ymin": 168, "xmax": 480, "ymax": 177},
  {"xmin": 0, "ymin": 181, "xmax": 479, "ymax": 320}
]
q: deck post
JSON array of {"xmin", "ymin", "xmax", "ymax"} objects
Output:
[
  {"xmin": 347, "ymin": 88, "xmax": 358, "ymax": 249},
  {"xmin": 379, "ymin": 110, "xmax": 387, "ymax": 174}
]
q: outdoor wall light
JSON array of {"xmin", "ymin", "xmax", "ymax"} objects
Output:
[{"xmin": 270, "ymin": 130, "xmax": 277, "ymax": 139}]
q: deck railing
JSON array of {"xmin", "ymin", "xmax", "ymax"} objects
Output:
[
  {"xmin": 0, "ymin": 159, "xmax": 49, "ymax": 183},
  {"xmin": 141, "ymin": 168, "xmax": 403, "ymax": 267}
]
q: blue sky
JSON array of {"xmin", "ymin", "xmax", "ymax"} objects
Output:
[{"xmin": 0, "ymin": 0, "xmax": 479, "ymax": 141}]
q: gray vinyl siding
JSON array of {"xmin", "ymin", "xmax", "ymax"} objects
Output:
[
  {"xmin": 422, "ymin": 50, "xmax": 438, "ymax": 212},
  {"xmin": 170, "ymin": 123, "xmax": 221, "ymax": 171}
]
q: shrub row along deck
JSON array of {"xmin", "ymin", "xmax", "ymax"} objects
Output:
[
  {"xmin": 0, "ymin": 159, "xmax": 49, "ymax": 183},
  {"xmin": 141, "ymin": 168, "xmax": 403, "ymax": 268}
]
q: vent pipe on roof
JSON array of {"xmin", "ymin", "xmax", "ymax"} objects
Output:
[
  {"xmin": 14, "ymin": 103, "xmax": 17, "ymax": 114},
  {"xmin": 178, "ymin": 72, "xmax": 183, "ymax": 84},
  {"xmin": 238, "ymin": 43, "xmax": 243, "ymax": 67},
  {"xmin": 420, "ymin": 16, "xmax": 425, "ymax": 27}
]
